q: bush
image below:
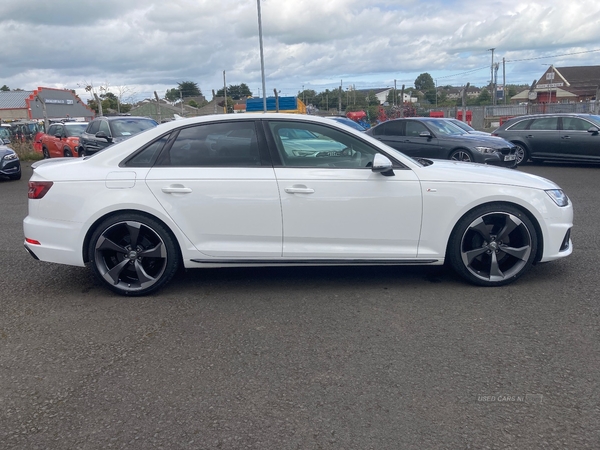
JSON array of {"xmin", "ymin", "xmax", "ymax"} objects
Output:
[{"xmin": 9, "ymin": 141, "xmax": 42, "ymax": 161}]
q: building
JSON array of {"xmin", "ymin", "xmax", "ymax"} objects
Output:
[
  {"xmin": 0, "ymin": 87, "xmax": 94, "ymax": 122},
  {"xmin": 511, "ymin": 65, "xmax": 600, "ymax": 104}
]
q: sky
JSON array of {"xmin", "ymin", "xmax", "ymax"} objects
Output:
[{"xmin": 1, "ymin": 0, "xmax": 600, "ymax": 104}]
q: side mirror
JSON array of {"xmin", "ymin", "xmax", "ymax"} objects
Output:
[
  {"xmin": 419, "ymin": 131, "xmax": 432, "ymax": 138},
  {"xmin": 587, "ymin": 126, "xmax": 599, "ymax": 135},
  {"xmin": 95, "ymin": 131, "xmax": 112, "ymax": 142},
  {"xmin": 371, "ymin": 154, "xmax": 395, "ymax": 176}
]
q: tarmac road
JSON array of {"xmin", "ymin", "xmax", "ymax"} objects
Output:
[{"xmin": 1, "ymin": 162, "xmax": 598, "ymax": 449}]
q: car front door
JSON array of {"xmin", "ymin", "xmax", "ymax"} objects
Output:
[
  {"xmin": 144, "ymin": 120, "xmax": 283, "ymax": 258},
  {"xmin": 559, "ymin": 116, "xmax": 600, "ymax": 161},
  {"xmin": 400, "ymin": 120, "xmax": 442, "ymax": 158},
  {"xmin": 266, "ymin": 120, "xmax": 422, "ymax": 259}
]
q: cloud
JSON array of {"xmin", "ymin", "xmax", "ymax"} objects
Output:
[{"xmin": 0, "ymin": 0, "xmax": 599, "ymax": 100}]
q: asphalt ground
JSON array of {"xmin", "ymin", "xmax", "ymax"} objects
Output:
[{"xmin": 1, "ymin": 162, "xmax": 598, "ymax": 449}]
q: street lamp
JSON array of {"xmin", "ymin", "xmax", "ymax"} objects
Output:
[{"xmin": 257, "ymin": 0, "xmax": 267, "ymax": 112}]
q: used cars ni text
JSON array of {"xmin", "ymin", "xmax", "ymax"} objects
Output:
[{"xmin": 24, "ymin": 114, "xmax": 573, "ymax": 295}]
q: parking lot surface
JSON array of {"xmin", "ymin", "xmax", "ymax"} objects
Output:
[{"xmin": 1, "ymin": 163, "xmax": 599, "ymax": 449}]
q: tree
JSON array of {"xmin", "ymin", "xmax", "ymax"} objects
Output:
[
  {"xmin": 216, "ymin": 83, "xmax": 253, "ymax": 100},
  {"xmin": 475, "ymin": 89, "xmax": 491, "ymax": 105},
  {"xmin": 414, "ymin": 73, "xmax": 435, "ymax": 92},
  {"xmin": 1, "ymin": 85, "xmax": 9, "ymax": 92},
  {"xmin": 166, "ymin": 81, "xmax": 202, "ymax": 101}
]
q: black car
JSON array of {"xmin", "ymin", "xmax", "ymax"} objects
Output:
[
  {"xmin": 0, "ymin": 145, "xmax": 21, "ymax": 180},
  {"xmin": 492, "ymin": 113, "xmax": 600, "ymax": 165},
  {"xmin": 78, "ymin": 116, "xmax": 158, "ymax": 156},
  {"xmin": 366, "ymin": 118, "xmax": 517, "ymax": 167}
]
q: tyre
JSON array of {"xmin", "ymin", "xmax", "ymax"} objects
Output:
[
  {"xmin": 9, "ymin": 172, "xmax": 21, "ymax": 181},
  {"xmin": 88, "ymin": 214, "xmax": 180, "ymax": 296},
  {"xmin": 64, "ymin": 148, "xmax": 73, "ymax": 157},
  {"xmin": 42, "ymin": 146, "xmax": 50, "ymax": 159},
  {"xmin": 449, "ymin": 149, "xmax": 473, "ymax": 162},
  {"xmin": 447, "ymin": 204, "xmax": 537, "ymax": 286},
  {"xmin": 513, "ymin": 142, "xmax": 529, "ymax": 165}
]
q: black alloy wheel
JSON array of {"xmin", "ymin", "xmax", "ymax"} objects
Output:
[
  {"xmin": 64, "ymin": 148, "xmax": 73, "ymax": 157},
  {"xmin": 448, "ymin": 204, "xmax": 537, "ymax": 286},
  {"xmin": 89, "ymin": 214, "xmax": 180, "ymax": 295},
  {"xmin": 42, "ymin": 146, "xmax": 50, "ymax": 159}
]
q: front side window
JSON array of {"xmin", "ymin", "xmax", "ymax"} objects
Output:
[
  {"xmin": 507, "ymin": 119, "xmax": 531, "ymax": 131},
  {"xmin": 562, "ymin": 117, "xmax": 593, "ymax": 131},
  {"xmin": 405, "ymin": 121, "xmax": 429, "ymax": 137},
  {"xmin": 110, "ymin": 119, "xmax": 157, "ymax": 138},
  {"xmin": 157, "ymin": 121, "xmax": 261, "ymax": 167},
  {"xmin": 87, "ymin": 120, "xmax": 101, "ymax": 135},
  {"xmin": 268, "ymin": 121, "xmax": 379, "ymax": 168},
  {"xmin": 98, "ymin": 120, "xmax": 111, "ymax": 135},
  {"xmin": 47, "ymin": 125, "xmax": 59, "ymax": 136}
]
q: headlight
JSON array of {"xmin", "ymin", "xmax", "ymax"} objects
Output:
[
  {"xmin": 546, "ymin": 189, "xmax": 569, "ymax": 207},
  {"xmin": 3, "ymin": 152, "xmax": 18, "ymax": 161},
  {"xmin": 474, "ymin": 146, "xmax": 496, "ymax": 154}
]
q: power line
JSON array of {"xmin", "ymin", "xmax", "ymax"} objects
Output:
[{"xmin": 505, "ymin": 48, "xmax": 600, "ymax": 63}]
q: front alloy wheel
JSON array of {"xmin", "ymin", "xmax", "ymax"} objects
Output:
[
  {"xmin": 449, "ymin": 150, "xmax": 473, "ymax": 162},
  {"xmin": 89, "ymin": 214, "xmax": 179, "ymax": 295},
  {"xmin": 513, "ymin": 143, "xmax": 529, "ymax": 165},
  {"xmin": 448, "ymin": 205, "xmax": 537, "ymax": 286}
]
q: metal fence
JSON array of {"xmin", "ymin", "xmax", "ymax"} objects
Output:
[{"xmin": 429, "ymin": 101, "xmax": 599, "ymax": 130}]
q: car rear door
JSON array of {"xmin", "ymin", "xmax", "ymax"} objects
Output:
[
  {"xmin": 145, "ymin": 120, "xmax": 283, "ymax": 258},
  {"xmin": 523, "ymin": 116, "xmax": 560, "ymax": 158}
]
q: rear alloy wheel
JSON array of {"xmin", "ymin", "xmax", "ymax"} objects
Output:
[
  {"xmin": 513, "ymin": 143, "xmax": 529, "ymax": 165},
  {"xmin": 449, "ymin": 149, "xmax": 473, "ymax": 162},
  {"xmin": 42, "ymin": 146, "xmax": 50, "ymax": 159},
  {"xmin": 448, "ymin": 204, "xmax": 537, "ymax": 286},
  {"xmin": 89, "ymin": 214, "xmax": 180, "ymax": 296}
]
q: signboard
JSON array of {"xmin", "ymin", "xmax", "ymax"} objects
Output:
[
  {"xmin": 536, "ymin": 82, "xmax": 564, "ymax": 89},
  {"xmin": 45, "ymin": 99, "xmax": 74, "ymax": 105}
]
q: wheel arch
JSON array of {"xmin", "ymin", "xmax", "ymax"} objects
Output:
[
  {"xmin": 445, "ymin": 200, "xmax": 544, "ymax": 263},
  {"xmin": 82, "ymin": 209, "xmax": 184, "ymax": 265}
]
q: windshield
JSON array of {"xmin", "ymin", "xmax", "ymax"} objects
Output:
[
  {"xmin": 426, "ymin": 119, "xmax": 468, "ymax": 136},
  {"xmin": 450, "ymin": 120, "xmax": 474, "ymax": 132},
  {"xmin": 587, "ymin": 115, "xmax": 600, "ymax": 127},
  {"xmin": 110, "ymin": 119, "xmax": 157, "ymax": 138},
  {"xmin": 65, "ymin": 123, "xmax": 88, "ymax": 137}
]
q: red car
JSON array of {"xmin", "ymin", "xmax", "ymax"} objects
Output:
[{"xmin": 37, "ymin": 122, "xmax": 88, "ymax": 158}]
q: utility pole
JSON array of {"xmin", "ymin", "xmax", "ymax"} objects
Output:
[
  {"xmin": 394, "ymin": 79, "xmax": 397, "ymax": 107},
  {"xmin": 35, "ymin": 95, "xmax": 48, "ymax": 131},
  {"xmin": 503, "ymin": 57, "xmax": 507, "ymax": 105},
  {"xmin": 338, "ymin": 80, "xmax": 342, "ymax": 114},
  {"xmin": 461, "ymin": 82, "xmax": 470, "ymax": 123},
  {"xmin": 256, "ymin": 0, "xmax": 267, "ymax": 112},
  {"xmin": 212, "ymin": 89, "xmax": 217, "ymax": 114},
  {"xmin": 223, "ymin": 70, "xmax": 227, "ymax": 114},
  {"xmin": 489, "ymin": 48, "xmax": 495, "ymax": 105},
  {"xmin": 153, "ymin": 91, "xmax": 160, "ymax": 123},
  {"xmin": 273, "ymin": 88, "xmax": 279, "ymax": 113}
]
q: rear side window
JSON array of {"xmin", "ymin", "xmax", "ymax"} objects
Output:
[
  {"xmin": 124, "ymin": 136, "xmax": 170, "ymax": 167},
  {"xmin": 157, "ymin": 121, "xmax": 261, "ymax": 167},
  {"xmin": 506, "ymin": 119, "xmax": 531, "ymax": 131},
  {"xmin": 529, "ymin": 117, "xmax": 558, "ymax": 131}
]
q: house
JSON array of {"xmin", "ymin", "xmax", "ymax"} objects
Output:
[
  {"xmin": 0, "ymin": 87, "xmax": 94, "ymax": 122},
  {"xmin": 511, "ymin": 65, "xmax": 600, "ymax": 103}
]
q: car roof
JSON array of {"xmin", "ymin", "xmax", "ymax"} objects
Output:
[{"xmin": 93, "ymin": 116, "xmax": 156, "ymax": 121}]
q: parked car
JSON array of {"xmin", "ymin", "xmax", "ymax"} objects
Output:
[
  {"xmin": 328, "ymin": 116, "xmax": 367, "ymax": 131},
  {"xmin": 366, "ymin": 118, "xmax": 517, "ymax": 167},
  {"xmin": 0, "ymin": 126, "xmax": 12, "ymax": 144},
  {"xmin": 445, "ymin": 118, "xmax": 490, "ymax": 136},
  {"xmin": 38, "ymin": 122, "xmax": 88, "ymax": 158},
  {"xmin": 78, "ymin": 116, "xmax": 158, "ymax": 156},
  {"xmin": 0, "ymin": 145, "xmax": 21, "ymax": 180},
  {"xmin": 492, "ymin": 113, "xmax": 600, "ymax": 165},
  {"xmin": 24, "ymin": 114, "xmax": 573, "ymax": 296}
]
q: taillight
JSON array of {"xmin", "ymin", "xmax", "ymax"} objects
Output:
[{"xmin": 28, "ymin": 181, "xmax": 53, "ymax": 199}]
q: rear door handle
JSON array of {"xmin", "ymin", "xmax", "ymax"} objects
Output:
[
  {"xmin": 525, "ymin": 135, "xmax": 534, "ymax": 138},
  {"xmin": 162, "ymin": 185, "xmax": 192, "ymax": 194}
]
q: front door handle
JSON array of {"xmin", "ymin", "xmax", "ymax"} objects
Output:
[{"xmin": 285, "ymin": 186, "xmax": 315, "ymax": 194}]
